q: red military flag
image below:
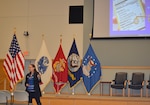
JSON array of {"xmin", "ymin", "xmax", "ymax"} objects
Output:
[
  {"xmin": 52, "ymin": 40, "xmax": 68, "ymax": 93},
  {"xmin": 3, "ymin": 34, "xmax": 25, "ymax": 90}
]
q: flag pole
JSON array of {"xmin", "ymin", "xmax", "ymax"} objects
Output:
[
  {"xmin": 88, "ymin": 33, "xmax": 92, "ymax": 96},
  {"xmin": 89, "ymin": 33, "xmax": 92, "ymax": 43},
  {"xmin": 72, "ymin": 88, "xmax": 75, "ymax": 95},
  {"xmin": 71, "ymin": 34, "xmax": 76, "ymax": 95},
  {"xmin": 60, "ymin": 34, "xmax": 62, "ymax": 44},
  {"xmin": 42, "ymin": 34, "xmax": 45, "ymax": 40},
  {"xmin": 56, "ymin": 34, "xmax": 62, "ymax": 95},
  {"xmin": 14, "ymin": 27, "xmax": 16, "ymax": 35},
  {"xmin": 73, "ymin": 34, "xmax": 76, "ymax": 40},
  {"xmin": 41, "ymin": 32, "xmax": 45, "ymax": 93},
  {"xmin": 40, "ymin": 33, "xmax": 45, "ymax": 94},
  {"xmin": 4, "ymin": 79, "xmax": 6, "ymax": 90}
]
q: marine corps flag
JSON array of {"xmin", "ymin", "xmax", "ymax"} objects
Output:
[
  {"xmin": 68, "ymin": 39, "xmax": 82, "ymax": 88},
  {"xmin": 35, "ymin": 39, "xmax": 52, "ymax": 91},
  {"xmin": 52, "ymin": 41, "xmax": 68, "ymax": 93},
  {"xmin": 82, "ymin": 44, "xmax": 101, "ymax": 93}
]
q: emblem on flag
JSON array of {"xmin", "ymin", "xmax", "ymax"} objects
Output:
[
  {"xmin": 68, "ymin": 53, "xmax": 80, "ymax": 72},
  {"xmin": 82, "ymin": 57, "xmax": 96, "ymax": 77},
  {"xmin": 53, "ymin": 58, "xmax": 66, "ymax": 72},
  {"xmin": 37, "ymin": 56, "xmax": 49, "ymax": 74}
]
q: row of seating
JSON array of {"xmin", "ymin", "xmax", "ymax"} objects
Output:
[
  {"xmin": 0, "ymin": 90, "xmax": 28, "ymax": 105},
  {"xmin": 0, "ymin": 72, "xmax": 149, "ymax": 105},
  {"xmin": 110, "ymin": 72, "xmax": 150, "ymax": 97}
]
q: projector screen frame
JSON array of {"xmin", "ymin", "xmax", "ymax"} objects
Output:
[{"xmin": 91, "ymin": 0, "xmax": 150, "ymax": 40}]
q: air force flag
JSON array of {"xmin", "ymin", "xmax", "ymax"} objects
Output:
[
  {"xmin": 82, "ymin": 44, "xmax": 101, "ymax": 93},
  {"xmin": 35, "ymin": 39, "xmax": 52, "ymax": 91}
]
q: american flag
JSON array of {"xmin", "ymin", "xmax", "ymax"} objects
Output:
[{"xmin": 3, "ymin": 34, "xmax": 25, "ymax": 90}]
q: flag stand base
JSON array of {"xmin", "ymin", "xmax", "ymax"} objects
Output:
[
  {"xmin": 88, "ymin": 93, "xmax": 91, "ymax": 95},
  {"xmin": 42, "ymin": 91, "xmax": 45, "ymax": 94}
]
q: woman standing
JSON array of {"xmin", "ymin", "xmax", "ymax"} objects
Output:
[{"xmin": 25, "ymin": 64, "xmax": 42, "ymax": 105}]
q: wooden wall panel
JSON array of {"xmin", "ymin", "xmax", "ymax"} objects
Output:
[{"xmin": 0, "ymin": 59, "xmax": 10, "ymax": 90}]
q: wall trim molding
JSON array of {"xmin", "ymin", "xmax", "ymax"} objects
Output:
[{"xmin": 102, "ymin": 66, "xmax": 150, "ymax": 70}]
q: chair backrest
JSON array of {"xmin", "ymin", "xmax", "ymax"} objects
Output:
[
  {"xmin": 0, "ymin": 91, "xmax": 7, "ymax": 103},
  {"xmin": 13, "ymin": 90, "xmax": 28, "ymax": 102},
  {"xmin": 115, "ymin": 72, "xmax": 127, "ymax": 84},
  {"xmin": 132, "ymin": 72, "xmax": 144, "ymax": 85},
  {"xmin": 1, "ymin": 90, "xmax": 11, "ymax": 101}
]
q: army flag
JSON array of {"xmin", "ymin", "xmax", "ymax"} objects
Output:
[
  {"xmin": 67, "ymin": 39, "xmax": 82, "ymax": 88},
  {"xmin": 52, "ymin": 43, "xmax": 68, "ymax": 93},
  {"xmin": 82, "ymin": 44, "xmax": 101, "ymax": 93},
  {"xmin": 35, "ymin": 39, "xmax": 52, "ymax": 91}
]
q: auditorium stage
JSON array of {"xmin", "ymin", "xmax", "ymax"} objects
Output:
[{"xmin": 33, "ymin": 94, "xmax": 150, "ymax": 105}]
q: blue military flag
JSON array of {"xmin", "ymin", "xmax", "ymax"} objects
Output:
[
  {"xmin": 67, "ymin": 39, "xmax": 82, "ymax": 88},
  {"xmin": 82, "ymin": 44, "xmax": 101, "ymax": 93}
]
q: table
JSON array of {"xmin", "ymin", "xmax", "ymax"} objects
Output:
[{"xmin": 100, "ymin": 81, "xmax": 111, "ymax": 96}]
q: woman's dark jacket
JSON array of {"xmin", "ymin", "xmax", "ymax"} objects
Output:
[{"xmin": 25, "ymin": 71, "xmax": 42, "ymax": 97}]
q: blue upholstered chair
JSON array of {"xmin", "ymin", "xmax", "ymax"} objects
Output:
[
  {"xmin": 146, "ymin": 76, "xmax": 150, "ymax": 97},
  {"xmin": 128, "ymin": 72, "xmax": 144, "ymax": 97},
  {"xmin": 110, "ymin": 72, "xmax": 127, "ymax": 96}
]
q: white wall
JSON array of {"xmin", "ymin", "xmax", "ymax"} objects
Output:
[
  {"xmin": 0, "ymin": 0, "xmax": 83, "ymax": 59},
  {"xmin": 83, "ymin": 0, "xmax": 150, "ymax": 66}
]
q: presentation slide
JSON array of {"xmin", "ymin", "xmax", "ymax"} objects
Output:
[{"xmin": 93, "ymin": 0, "xmax": 150, "ymax": 38}]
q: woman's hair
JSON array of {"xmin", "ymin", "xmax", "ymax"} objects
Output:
[{"xmin": 30, "ymin": 64, "xmax": 36, "ymax": 71}]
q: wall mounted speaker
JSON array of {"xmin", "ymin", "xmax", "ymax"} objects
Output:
[{"xmin": 69, "ymin": 6, "xmax": 83, "ymax": 24}]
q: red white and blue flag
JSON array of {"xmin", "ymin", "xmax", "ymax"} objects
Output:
[{"xmin": 3, "ymin": 34, "xmax": 25, "ymax": 90}]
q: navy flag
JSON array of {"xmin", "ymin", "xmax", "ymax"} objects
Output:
[
  {"xmin": 82, "ymin": 44, "xmax": 101, "ymax": 93},
  {"xmin": 67, "ymin": 39, "xmax": 82, "ymax": 88}
]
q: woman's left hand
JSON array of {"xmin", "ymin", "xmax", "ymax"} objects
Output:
[{"xmin": 37, "ymin": 74, "xmax": 41, "ymax": 79}]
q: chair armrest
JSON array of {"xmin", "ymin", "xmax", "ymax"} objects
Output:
[
  {"xmin": 110, "ymin": 80, "xmax": 115, "ymax": 85},
  {"xmin": 124, "ymin": 80, "xmax": 127, "ymax": 87},
  {"xmin": 145, "ymin": 80, "xmax": 147, "ymax": 84},
  {"xmin": 112, "ymin": 80, "xmax": 115, "ymax": 83},
  {"xmin": 145, "ymin": 80, "xmax": 150, "ymax": 85},
  {"xmin": 128, "ymin": 80, "xmax": 131, "ymax": 85},
  {"xmin": 142, "ymin": 81, "xmax": 145, "ymax": 86}
]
